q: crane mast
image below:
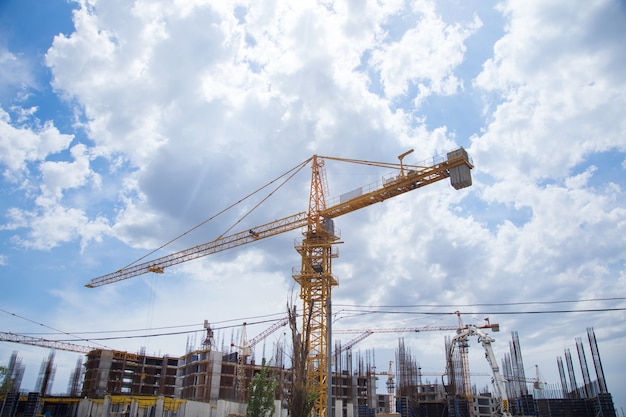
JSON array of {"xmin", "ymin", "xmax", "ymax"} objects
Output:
[
  {"xmin": 292, "ymin": 155, "xmax": 339, "ymax": 417},
  {"xmin": 385, "ymin": 360, "xmax": 396, "ymax": 414},
  {"xmin": 86, "ymin": 147, "xmax": 473, "ymax": 417},
  {"xmin": 298, "ymin": 148, "xmax": 472, "ymax": 417}
]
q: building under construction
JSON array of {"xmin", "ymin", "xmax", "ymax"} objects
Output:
[
  {"xmin": 82, "ymin": 346, "xmax": 377, "ymax": 414},
  {"xmin": 2, "ymin": 341, "xmax": 378, "ymax": 417},
  {"xmin": 1, "ymin": 326, "xmax": 619, "ymax": 417},
  {"xmin": 395, "ymin": 327, "xmax": 616, "ymax": 417}
]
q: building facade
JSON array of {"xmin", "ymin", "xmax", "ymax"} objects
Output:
[
  {"xmin": 82, "ymin": 350, "xmax": 178, "ymax": 398},
  {"xmin": 80, "ymin": 347, "xmax": 377, "ymax": 417}
]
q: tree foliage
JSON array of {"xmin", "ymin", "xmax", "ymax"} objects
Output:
[
  {"xmin": 286, "ymin": 303, "xmax": 318, "ymax": 417},
  {"xmin": 246, "ymin": 359, "xmax": 279, "ymax": 417}
]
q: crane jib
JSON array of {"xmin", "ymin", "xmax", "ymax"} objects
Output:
[
  {"xmin": 86, "ymin": 212, "xmax": 308, "ymax": 287},
  {"xmin": 322, "ymin": 151, "xmax": 472, "ymax": 219},
  {"xmin": 86, "ymin": 148, "xmax": 472, "ymax": 288}
]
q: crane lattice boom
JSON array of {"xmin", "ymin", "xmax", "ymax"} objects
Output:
[
  {"xmin": 248, "ymin": 317, "xmax": 289, "ymax": 348},
  {"xmin": 320, "ymin": 148, "xmax": 472, "ymax": 219},
  {"xmin": 0, "ymin": 331, "xmax": 95, "ymax": 354},
  {"xmin": 86, "ymin": 212, "xmax": 308, "ymax": 288}
]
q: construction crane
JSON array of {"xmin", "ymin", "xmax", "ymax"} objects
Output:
[
  {"xmin": 202, "ymin": 320, "xmax": 215, "ymax": 349},
  {"xmin": 231, "ymin": 318, "xmax": 289, "ymax": 400},
  {"xmin": 86, "ymin": 147, "xmax": 473, "ymax": 417},
  {"xmin": 334, "ymin": 330, "xmax": 374, "ymax": 354},
  {"xmin": 449, "ymin": 325, "xmax": 512, "ymax": 417},
  {"xmin": 367, "ymin": 360, "xmax": 397, "ymax": 414},
  {"xmin": 333, "ymin": 313, "xmax": 500, "ymax": 344},
  {"xmin": 0, "ymin": 331, "xmax": 96, "ymax": 354}
]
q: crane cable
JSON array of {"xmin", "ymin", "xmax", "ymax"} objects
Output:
[
  {"xmin": 120, "ymin": 157, "xmax": 312, "ymax": 270},
  {"xmin": 214, "ymin": 157, "xmax": 311, "ymax": 240},
  {"xmin": 0, "ymin": 307, "xmax": 114, "ymax": 350}
]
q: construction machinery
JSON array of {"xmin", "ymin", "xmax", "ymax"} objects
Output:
[
  {"xmin": 449, "ymin": 325, "xmax": 512, "ymax": 417},
  {"xmin": 334, "ymin": 315, "xmax": 499, "ymax": 414},
  {"xmin": 231, "ymin": 318, "xmax": 289, "ymax": 400},
  {"xmin": 0, "ymin": 331, "xmax": 96, "ymax": 354},
  {"xmin": 86, "ymin": 147, "xmax": 473, "ymax": 417},
  {"xmin": 373, "ymin": 360, "xmax": 397, "ymax": 414},
  {"xmin": 333, "ymin": 312, "xmax": 500, "ymax": 357}
]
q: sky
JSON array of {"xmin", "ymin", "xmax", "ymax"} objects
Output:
[{"xmin": 1, "ymin": 0, "xmax": 625, "ymax": 411}]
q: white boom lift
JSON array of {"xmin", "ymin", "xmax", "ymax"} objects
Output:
[{"xmin": 450, "ymin": 325, "xmax": 512, "ymax": 417}]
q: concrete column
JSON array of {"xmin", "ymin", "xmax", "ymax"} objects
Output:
[
  {"xmin": 155, "ymin": 396, "xmax": 164, "ymax": 417},
  {"xmin": 103, "ymin": 396, "xmax": 111, "ymax": 417}
]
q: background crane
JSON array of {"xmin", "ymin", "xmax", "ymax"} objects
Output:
[
  {"xmin": 367, "ymin": 360, "xmax": 397, "ymax": 414},
  {"xmin": 86, "ymin": 147, "xmax": 473, "ymax": 417},
  {"xmin": 448, "ymin": 325, "xmax": 511, "ymax": 417},
  {"xmin": 231, "ymin": 318, "xmax": 289, "ymax": 400},
  {"xmin": 333, "ymin": 313, "xmax": 499, "ymax": 345},
  {"xmin": 334, "ymin": 315, "xmax": 498, "ymax": 415},
  {"xmin": 0, "ymin": 331, "xmax": 96, "ymax": 354}
]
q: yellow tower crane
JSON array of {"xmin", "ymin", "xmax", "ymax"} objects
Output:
[{"xmin": 86, "ymin": 147, "xmax": 473, "ymax": 417}]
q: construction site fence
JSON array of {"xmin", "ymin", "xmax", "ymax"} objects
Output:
[{"xmin": 0, "ymin": 395, "xmax": 289, "ymax": 417}]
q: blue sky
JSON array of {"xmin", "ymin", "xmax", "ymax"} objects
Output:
[{"xmin": 1, "ymin": 0, "xmax": 625, "ymax": 411}]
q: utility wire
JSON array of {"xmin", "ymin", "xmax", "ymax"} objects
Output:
[
  {"xmin": 43, "ymin": 316, "xmax": 289, "ymax": 342},
  {"xmin": 334, "ymin": 296, "xmax": 626, "ymax": 308},
  {"xmin": 5, "ymin": 297, "xmax": 623, "ymax": 338},
  {"xmin": 20, "ymin": 311, "xmax": 291, "ymax": 336},
  {"xmin": 334, "ymin": 307, "xmax": 626, "ymax": 316},
  {"xmin": 122, "ymin": 157, "xmax": 311, "ymax": 269},
  {"xmin": 36, "ymin": 306, "xmax": 626, "ymax": 343},
  {"xmin": 0, "ymin": 307, "xmax": 114, "ymax": 350}
]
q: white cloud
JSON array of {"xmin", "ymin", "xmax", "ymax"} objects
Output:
[
  {"xmin": 370, "ymin": 2, "xmax": 482, "ymax": 103},
  {"xmin": 2, "ymin": 0, "xmax": 626, "ymax": 406},
  {"xmin": 0, "ymin": 48, "xmax": 37, "ymax": 95},
  {"xmin": 472, "ymin": 0, "xmax": 626, "ymax": 181},
  {"xmin": 2, "ymin": 204, "xmax": 110, "ymax": 251},
  {"xmin": 39, "ymin": 143, "xmax": 99, "ymax": 202},
  {"xmin": 464, "ymin": 0, "xmax": 626, "ymax": 324},
  {"xmin": 0, "ymin": 107, "xmax": 74, "ymax": 178}
]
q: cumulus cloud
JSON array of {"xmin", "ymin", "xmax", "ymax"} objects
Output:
[
  {"xmin": 472, "ymin": 0, "xmax": 626, "ymax": 181},
  {"xmin": 0, "ymin": 105, "xmax": 111, "ymax": 250},
  {"xmin": 0, "ymin": 107, "xmax": 74, "ymax": 178},
  {"xmin": 2, "ymin": 0, "xmax": 626, "ymax": 403},
  {"xmin": 0, "ymin": 48, "xmax": 37, "ymax": 97},
  {"xmin": 2, "ymin": 204, "xmax": 109, "ymax": 251},
  {"xmin": 371, "ymin": 3, "xmax": 482, "ymax": 103},
  {"xmin": 39, "ymin": 143, "xmax": 100, "ymax": 202}
]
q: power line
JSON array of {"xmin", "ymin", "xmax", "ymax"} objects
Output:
[
  {"xmin": 0, "ymin": 307, "xmax": 114, "ymax": 350},
  {"xmin": 18, "ymin": 311, "xmax": 289, "ymax": 336},
  {"xmin": 39, "ymin": 306, "xmax": 626, "ymax": 343},
  {"xmin": 334, "ymin": 307, "xmax": 626, "ymax": 316},
  {"xmin": 3, "ymin": 297, "xmax": 623, "ymax": 344},
  {"xmin": 43, "ymin": 316, "xmax": 289, "ymax": 342},
  {"xmin": 334, "ymin": 296, "xmax": 626, "ymax": 308}
]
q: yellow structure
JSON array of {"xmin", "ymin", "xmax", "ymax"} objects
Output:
[{"xmin": 86, "ymin": 148, "xmax": 473, "ymax": 417}]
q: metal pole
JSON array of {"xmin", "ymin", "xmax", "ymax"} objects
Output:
[{"xmin": 328, "ymin": 296, "xmax": 333, "ymax": 417}]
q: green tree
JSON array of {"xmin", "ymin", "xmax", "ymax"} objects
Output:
[
  {"xmin": 285, "ymin": 303, "xmax": 318, "ymax": 417},
  {"xmin": 246, "ymin": 359, "xmax": 279, "ymax": 417}
]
